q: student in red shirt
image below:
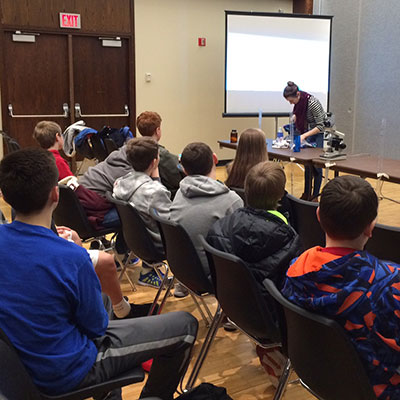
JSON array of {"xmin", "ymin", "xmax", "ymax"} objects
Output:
[{"xmin": 33, "ymin": 121, "xmax": 73, "ymax": 180}]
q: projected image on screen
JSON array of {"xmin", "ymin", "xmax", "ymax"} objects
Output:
[{"xmin": 225, "ymin": 13, "xmax": 332, "ymax": 116}]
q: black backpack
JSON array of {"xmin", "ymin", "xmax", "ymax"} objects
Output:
[{"xmin": 176, "ymin": 383, "xmax": 233, "ymax": 400}]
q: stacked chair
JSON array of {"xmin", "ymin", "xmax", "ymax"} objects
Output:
[
  {"xmin": 286, "ymin": 193, "xmax": 325, "ymax": 249},
  {"xmin": 106, "ymin": 195, "xmax": 173, "ymax": 315},
  {"xmin": 264, "ymin": 278, "xmax": 376, "ymax": 400},
  {"xmin": 151, "ymin": 209, "xmax": 223, "ymax": 390},
  {"xmin": 0, "ymin": 327, "xmax": 145, "ymax": 400}
]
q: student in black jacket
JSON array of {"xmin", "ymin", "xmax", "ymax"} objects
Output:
[{"xmin": 207, "ymin": 161, "xmax": 302, "ymax": 297}]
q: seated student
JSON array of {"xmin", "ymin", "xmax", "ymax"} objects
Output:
[
  {"xmin": 137, "ymin": 111, "xmax": 182, "ymax": 196},
  {"xmin": 170, "ymin": 142, "xmax": 243, "ymax": 278},
  {"xmin": 33, "ymin": 120, "xmax": 118, "ymax": 229},
  {"xmin": 208, "ymin": 161, "xmax": 302, "ymax": 386},
  {"xmin": 33, "ymin": 121, "xmax": 138, "ymax": 317},
  {"xmin": 113, "ymin": 137, "xmax": 172, "ymax": 288},
  {"xmin": 282, "ymin": 175, "xmax": 400, "ymax": 400},
  {"xmin": 80, "ymin": 111, "xmax": 181, "ymax": 198},
  {"xmin": 0, "ymin": 148, "xmax": 198, "ymax": 399},
  {"xmin": 225, "ymin": 128, "xmax": 292, "ymax": 223},
  {"xmin": 33, "ymin": 120, "xmax": 74, "ymax": 180},
  {"xmin": 208, "ymin": 161, "xmax": 302, "ymax": 296}
]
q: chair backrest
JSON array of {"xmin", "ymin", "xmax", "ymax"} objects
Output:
[
  {"xmin": 103, "ymin": 138, "xmax": 118, "ymax": 155},
  {"xmin": 90, "ymin": 135, "xmax": 108, "ymax": 162},
  {"xmin": 0, "ymin": 131, "xmax": 21, "ymax": 154},
  {"xmin": 53, "ymin": 185, "xmax": 98, "ymax": 240},
  {"xmin": 286, "ymin": 193, "xmax": 325, "ymax": 250},
  {"xmin": 0, "ymin": 328, "xmax": 42, "ymax": 400},
  {"xmin": 264, "ymin": 279, "xmax": 376, "ymax": 400},
  {"xmin": 365, "ymin": 222, "xmax": 400, "ymax": 264},
  {"xmin": 151, "ymin": 210, "xmax": 214, "ymax": 295},
  {"xmin": 108, "ymin": 196, "xmax": 165, "ymax": 263},
  {"xmin": 202, "ymin": 238, "xmax": 281, "ymax": 344}
]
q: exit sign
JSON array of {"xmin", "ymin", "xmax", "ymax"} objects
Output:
[{"xmin": 59, "ymin": 13, "xmax": 81, "ymax": 29}]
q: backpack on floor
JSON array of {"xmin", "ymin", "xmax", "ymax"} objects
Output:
[{"xmin": 176, "ymin": 383, "xmax": 233, "ymax": 400}]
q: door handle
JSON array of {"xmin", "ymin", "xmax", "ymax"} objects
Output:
[
  {"xmin": 8, "ymin": 103, "xmax": 69, "ymax": 118},
  {"xmin": 74, "ymin": 103, "xmax": 129, "ymax": 118}
]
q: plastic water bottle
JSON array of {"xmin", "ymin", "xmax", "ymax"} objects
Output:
[{"xmin": 277, "ymin": 127, "xmax": 283, "ymax": 144}]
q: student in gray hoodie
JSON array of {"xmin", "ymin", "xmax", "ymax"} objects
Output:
[
  {"xmin": 113, "ymin": 137, "xmax": 171, "ymax": 288},
  {"xmin": 170, "ymin": 142, "xmax": 243, "ymax": 278}
]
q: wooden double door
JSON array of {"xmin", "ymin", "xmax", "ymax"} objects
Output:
[{"xmin": 2, "ymin": 31, "xmax": 134, "ymax": 149}]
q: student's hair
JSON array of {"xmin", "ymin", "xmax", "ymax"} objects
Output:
[
  {"xmin": 33, "ymin": 121, "xmax": 62, "ymax": 149},
  {"xmin": 180, "ymin": 142, "xmax": 214, "ymax": 176},
  {"xmin": 319, "ymin": 175, "xmax": 378, "ymax": 240},
  {"xmin": 136, "ymin": 111, "xmax": 162, "ymax": 137},
  {"xmin": 225, "ymin": 128, "xmax": 268, "ymax": 188},
  {"xmin": 0, "ymin": 148, "xmax": 58, "ymax": 214},
  {"xmin": 125, "ymin": 137, "xmax": 159, "ymax": 172},
  {"xmin": 283, "ymin": 81, "xmax": 299, "ymax": 99},
  {"xmin": 244, "ymin": 161, "xmax": 286, "ymax": 210}
]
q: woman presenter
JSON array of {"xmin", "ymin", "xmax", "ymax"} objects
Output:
[{"xmin": 283, "ymin": 81, "xmax": 326, "ymax": 200}]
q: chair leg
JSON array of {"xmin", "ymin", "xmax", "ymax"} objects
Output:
[
  {"xmin": 116, "ymin": 251, "xmax": 137, "ymax": 291},
  {"xmin": 149, "ymin": 263, "xmax": 171, "ymax": 315},
  {"xmin": 199, "ymin": 296, "xmax": 214, "ymax": 323},
  {"xmin": 189, "ymin": 293, "xmax": 210, "ymax": 327},
  {"xmin": 185, "ymin": 305, "xmax": 224, "ymax": 390},
  {"xmin": 273, "ymin": 358, "xmax": 292, "ymax": 400},
  {"xmin": 157, "ymin": 275, "xmax": 175, "ymax": 314}
]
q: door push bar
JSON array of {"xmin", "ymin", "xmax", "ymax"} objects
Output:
[
  {"xmin": 8, "ymin": 103, "xmax": 69, "ymax": 118},
  {"xmin": 74, "ymin": 103, "xmax": 129, "ymax": 118}
]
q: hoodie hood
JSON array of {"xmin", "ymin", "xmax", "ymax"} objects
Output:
[
  {"xmin": 179, "ymin": 175, "xmax": 229, "ymax": 198},
  {"xmin": 284, "ymin": 246, "xmax": 377, "ymax": 316},
  {"xmin": 113, "ymin": 171, "xmax": 151, "ymax": 201}
]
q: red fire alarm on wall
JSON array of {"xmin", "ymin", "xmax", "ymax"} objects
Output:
[{"xmin": 198, "ymin": 37, "xmax": 206, "ymax": 47}]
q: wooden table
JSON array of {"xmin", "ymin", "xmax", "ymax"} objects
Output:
[{"xmin": 312, "ymin": 154, "xmax": 400, "ymax": 184}]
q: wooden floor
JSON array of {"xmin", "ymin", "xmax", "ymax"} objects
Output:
[{"xmin": 1, "ymin": 163, "xmax": 399, "ymax": 399}]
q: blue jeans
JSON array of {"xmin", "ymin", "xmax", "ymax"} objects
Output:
[{"xmin": 304, "ymin": 133, "xmax": 323, "ymax": 198}]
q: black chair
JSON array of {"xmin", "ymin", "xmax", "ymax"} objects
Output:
[
  {"xmin": 90, "ymin": 134, "xmax": 108, "ymax": 162},
  {"xmin": 201, "ymin": 238, "xmax": 291, "ymax": 400},
  {"xmin": 103, "ymin": 138, "xmax": 118, "ymax": 155},
  {"xmin": 151, "ymin": 210, "xmax": 223, "ymax": 390},
  {"xmin": 263, "ymin": 279, "xmax": 376, "ymax": 400},
  {"xmin": 286, "ymin": 193, "xmax": 325, "ymax": 250},
  {"xmin": 53, "ymin": 185, "xmax": 117, "ymax": 244},
  {"xmin": 365, "ymin": 222, "xmax": 400, "ymax": 264},
  {"xmin": 107, "ymin": 195, "xmax": 173, "ymax": 314},
  {"xmin": 0, "ymin": 327, "xmax": 144, "ymax": 400}
]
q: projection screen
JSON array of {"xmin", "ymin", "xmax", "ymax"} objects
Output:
[{"xmin": 224, "ymin": 11, "xmax": 333, "ymax": 116}]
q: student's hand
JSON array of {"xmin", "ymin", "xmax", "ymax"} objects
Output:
[{"xmin": 56, "ymin": 226, "xmax": 82, "ymax": 246}]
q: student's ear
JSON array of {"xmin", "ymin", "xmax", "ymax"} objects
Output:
[
  {"xmin": 212, "ymin": 153, "xmax": 218, "ymax": 165},
  {"xmin": 316, "ymin": 206, "xmax": 321, "ymax": 223},
  {"xmin": 155, "ymin": 127, "xmax": 162, "ymax": 141},
  {"xmin": 49, "ymin": 185, "xmax": 59, "ymax": 207},
  {"xmin": 364, "ymin": 217, "xmax": 377, "ymax": 239}
]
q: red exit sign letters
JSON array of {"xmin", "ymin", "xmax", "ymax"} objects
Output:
[{"xmin": 59, "ymin": 13, "xmax": 81, "ymax": 29}]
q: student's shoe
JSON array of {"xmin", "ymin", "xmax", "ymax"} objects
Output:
[
  {"xmin": 115, "ymin": 298, "xmax": 159, "ymax": 319},
  {"xmin": 222, "ymin": 316, "xmax": 237, "ymax": 332},
  {"xmin": 174, "ymin": 282, "xmax": 189, "ymax": 298},
  {"xmin": 138, "ymin": 269, "xmax": 163, "ymax": 289}
]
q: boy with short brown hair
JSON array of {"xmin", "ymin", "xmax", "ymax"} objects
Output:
[
  {"xmin": 33, "ymin": 121, "xmax": 73, "ymax": 180},
  {"xmin": 282, "ymin": 175, "xmax": 400, "ymax": 399}
]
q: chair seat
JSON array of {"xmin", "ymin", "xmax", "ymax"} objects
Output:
[{"xmin": 41, "ymin": 366, "xmax": 145, "ymax": 400}]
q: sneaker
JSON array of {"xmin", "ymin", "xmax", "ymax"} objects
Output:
[
  {"xmin": 138, "ymin": 269, "xmax": 163, "ymax": 289},
  {"xmin": 174, "ymin": 282, "xmax": 189, "ymax": 298},
  {"xmin": 222, "ymin": 316, "xmax": 237, "ymax": 332},
  {"xmin": 115, "ymin": 298, "xmax": 159, "ymax": 319}
]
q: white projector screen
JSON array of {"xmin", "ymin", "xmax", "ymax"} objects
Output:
[{"xmin": 224, "ymin": 12, "xmax": 332, "ymax": 116}]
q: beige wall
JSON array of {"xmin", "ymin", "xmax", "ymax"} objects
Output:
[{"xmin": 135, "ymin": 0, "xmax": 292, "ymax": 160}]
